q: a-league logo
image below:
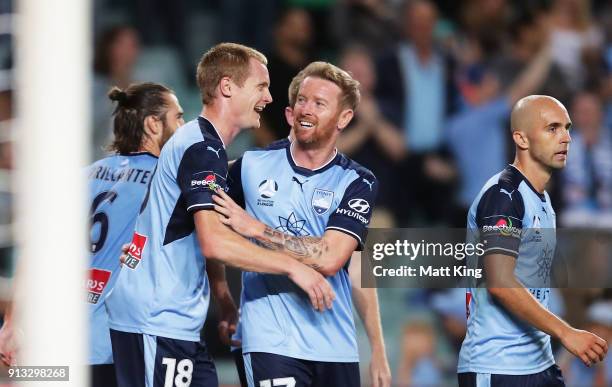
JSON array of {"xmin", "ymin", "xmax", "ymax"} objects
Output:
[{"xmin": 258, "ymin": 179, "xmax": 278, "ymax": 199}]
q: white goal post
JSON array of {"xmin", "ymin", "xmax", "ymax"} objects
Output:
[{"xmin": 15, "ymin": 0, "xmax": 90, "ymax": 385}]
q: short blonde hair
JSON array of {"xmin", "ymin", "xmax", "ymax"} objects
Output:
[
  {"xmin": 288, "ymin": 61, "xmax": 361, "ymax": 111},
  {"xmin": 196, "ymin": 43, "xmax": 268, "ymax": 105}
]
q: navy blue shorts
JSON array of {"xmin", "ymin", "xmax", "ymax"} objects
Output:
[
  {"xmin": 109, "ymin": 329, "xmax": 218, "ymax": 387},
  {"xmin": 232, "ymin": 349, "xmax": 247, "ymax": 387},
  {"xmin": 91, "ymin": 363, "xmax": 117, "ymax": 387},
  {"xmin": 243, "ymin": 352, "xmax": 359, "ymax": 387},
  {"xmin": 458, "ymin": 365, "xmax": 565, "ymax": 387}
]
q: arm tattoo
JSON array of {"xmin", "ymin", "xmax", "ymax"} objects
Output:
[{"xmin": 256, "ymin": 226, "xmax": 329, "ymax": 269}]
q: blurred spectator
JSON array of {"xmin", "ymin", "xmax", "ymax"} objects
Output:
[
  {"xmin": 219, "ymin": 0, "xmax": 278, "ymax": 54},
  {"xmin": 375, "ymin": 0, "xmax": 456, "ymax": 147},
  {"xmin": 430, "ymin": 288, "xmax": 467, "ymax": 353},
  {"xmin": 92, "ymin": 25, "xmax": 141, "ymax": 160},
  {"xmin": 0, "ymin": 88, "xmax": 10, "ymax": 123},
  {"xmin": 558, "ymin": 300, "xmax": 612, "ymax": 386},
  {"xmin": 446, "ymin": 37, "xmax": 553, "ymax": 210},
  {"xmin": 575, "ymin": 239, "xmax": 612, "ymax": 291},
  {"xmin": 561, "ymin": 92, "xmax": 612, "ymax": 227},
  {"xmin": 287, "ymin": 0, "xmax": 337, "ymax": 56},
  {"xmin": 93, "ymin": 26, "xmax": 140, "ymax": 89},
  {"xmin": 331, "ymin": 0, "xmax": 398, "ymax": 55},
  {"xmin": 549, "ymin": 0, "xmax": 604, "ymax": 91},
  {"xmin": 337, "ymin": 45, "xmax": 405, "ymax": 217},
  {"xmin": 257, "ymin": 8, "xmax": 314, "ymax": 146},
  {"xmin": 133, "ymin": 1, "xmax": 184, "ymax": 43},
  {"xmin": 491, "ymin": 9, "xmax": 573, "ymax": 106},
  {"xmin": 0, "ymin": 86, "xmax": 13, "ymax": 278},
  {"xmin": 375, "ymin": 0, "xmax": 458, "ymax": 225},
  {"xmin": 396, "ymin": 321, "xmax": 444, "ymax": 387},
  {"xmin": 460, "ymin": 0, "xmax": 510, "ymax": 56}
]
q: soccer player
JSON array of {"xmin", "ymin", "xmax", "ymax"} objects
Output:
[
  {"xmin": 0, "ymin": 82, "xmax": 184, "ymax": 384},
  {"xmin": 457, "ymin": 95, "xmax": 608, "ymax": 386},
  {"xmin": 229, "ymin": 251, "xmax": 391, "ymax": 387},
  {"xmin": 87, "ymin": 82, "xmax": 184, "ymax": 387},
  {"xmin": 213, "ymin": 61, "xmax": 380, "ymax": 387},
  {"xmin": 105, "ymin": 44, "xmax": 334, "ymax": 387},
  {"xmin": 347, "ymin": 252, "xmax": 392, "ymax": 387}
]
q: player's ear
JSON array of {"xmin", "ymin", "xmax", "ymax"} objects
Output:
[
  {"xmin": 285, "ymin": 106, "xmax": 295, "ymax": 127},
  {"xmin": 513, "ymin": 130, "xmax": 529, "ymax": 150},
  {"xmin": 144, "ymin": 115, "xmax": 162, "ymax": 137},
  {"xmin": 219, "ymin": 76, "xmax": 232, "ymax": 98},
  {"xmin": 337, "ymin": 108, "xmax": 354, "ymax": 131}
]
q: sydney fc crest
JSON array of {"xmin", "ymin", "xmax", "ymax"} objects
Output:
[{"xmin": 312, "ymin": 188, "xmax": 334, "ymax": 215}]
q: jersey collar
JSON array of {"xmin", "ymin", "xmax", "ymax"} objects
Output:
[
  {"xmin": 508, "ymin": 164, "xmax": 546, "ymax": 202},
  {"xmin": 119, "ymin": 151, "xmax": 159, "ymax": 159},
  {"xmin": 198, "ymin": 116, "xmax": 226, "ymax": 149},
  {"xmin": 285, "ymin": 141, "xmax": 340, "ymax": 176}
]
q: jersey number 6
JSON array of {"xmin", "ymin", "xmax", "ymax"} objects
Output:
[{"xmin": 89, "ymin": 190, "xmax": 118, "ymax": 253}]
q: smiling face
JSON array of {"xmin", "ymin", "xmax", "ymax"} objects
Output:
[
  {"xmin": 231, "ymin": 58, "xmax": 272, "ymax": 129},
  {"xmin": 287, "ymin": 76, "xmax": 353, "ymax": 149}
]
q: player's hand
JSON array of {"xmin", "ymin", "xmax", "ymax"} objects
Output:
[
  {"xmin": 560, "ymin": 327, "xmax": 608, "ymax": 367},
  {"xmin": 288, "ymin": 264, "xmax": 335, "ymax": 312},
  {"xmin": 0, "ymin": 322, "xmax": 18, "ymax": 366},
  {"xmin": 217, "ymin": 296, "xmax": 240, "ymax": 347},
  {"xmin": 370, "ymin": 348, "xmax": 392, "ymax": 387},
  {"xmin": 213, "ymin": 188, "xmax": 264, "ymax": 238},
  {"xmin": 119, "ymin": 243, "xmax": 129, "ymax": 266}
]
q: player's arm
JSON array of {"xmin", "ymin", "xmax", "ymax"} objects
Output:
[
  {"xmin": 348, "ymin": 252, "xmax": 391, "ymax": 387},
  {"xmin": 485, "ymin": 254, "xmax": 608, "ymax": 367},
  {"xmin": 222, "ymin": 213, "xmax": 356, "ymax": 277},
  {"xmin": 217, "ymin": 164, "xmax": 378, "ymax": 277},
  {"xmin": 477, "ymin": 185, "xmax": 608, "ymax": 366},
  {"xmin": 0, "ymin": 300, "xmax": 15, "ymax": 366},
  {"xmin": 206, "ymin": 260, "xmax": 239, "ymax": 346},
  {"xmin": 178, "ymin": 144, "xmax": 333, "ymax": 311},
  {"xmin": 259, "ymin": 228, "xmax": 356, "ymax": 277},
  {"xmin": 213, "ymin": 173, "xmax": 377, "ymax": 276},
  {"xmin": 194, "ymin": 210, "xmax": 334, "ymax": 311},
  {"xmin": 506, "ymin": 38, "xmax": 552, "ymax": 105}
]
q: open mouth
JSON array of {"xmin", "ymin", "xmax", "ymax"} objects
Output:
[
  {"xmin": 254, "ymin": 105, "xmax": 264, "ymax": 113},
  {"xmin": 298, "ymin": 120, "xmax": 315, "ymax": 129}
]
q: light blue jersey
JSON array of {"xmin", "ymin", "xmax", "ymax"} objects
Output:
[
  {"xmin": 228, "ymin": 139, "xmax": 378, "ymax": 362},
  {"xmin": 459, "ymin": 165, "xmax": 557, "ymax": 374},
  {"xmin": 106, "ymin": 117, "xmax": 228, "ymax": 342},
  {"xmin": 86, "ymin": 152, "xmax": 158, "ymax": 364}
]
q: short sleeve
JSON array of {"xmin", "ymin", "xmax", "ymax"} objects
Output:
[
  {"xmin": 176, "ymin": 142, "xmax": 228, "ymax": 213},
  {"xmin": 227, "ymin": 157, "xmax": 245, "ymax": 208},
  {"xmin": 475, "ymin": 185, "xmax": 525, "ymax": 258},
  {"xmin": 326, "ymin": 174, "xmax": 379, "ymax": 250}
]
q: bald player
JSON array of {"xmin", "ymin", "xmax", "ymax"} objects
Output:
[{"xmin": 458, "ymin": 95, "xmax": 608, "ymax": 387}]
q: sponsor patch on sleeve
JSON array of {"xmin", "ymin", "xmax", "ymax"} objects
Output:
[
  {"xmin": 87, "ymin": 268, "xmax": 112, "ymax": 304},
  {"xmin": 334, "ymin": 198, "xmax": 371, "ymax": 225},
  {"xmin": 124, "ymin": 231, "xmax": 148, "ymax": 269},
  {"xmin": 190, "ymin": 171, "xmax": 226, "ymax": 192},
  {"xmin": 481, "ymin": 216, "xmax": 522, "ymax": 238}
]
